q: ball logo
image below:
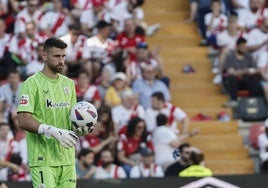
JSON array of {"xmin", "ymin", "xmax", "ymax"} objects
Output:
[
  {"xmin": 75, "ymin": 109, "xmax": 84, "ymax": 120},
  {"xmin": 87, "ymin": 110, "xmax": 97, "ymax": 118}
]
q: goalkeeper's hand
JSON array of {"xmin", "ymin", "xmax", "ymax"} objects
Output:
[{"xmin": 38, "ymin": 124, "xmax": 78, "ymax": 149}]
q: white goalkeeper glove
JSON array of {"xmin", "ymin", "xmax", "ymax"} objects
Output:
[{"xmin": 38, "ymin": 124, "xmax": 78, "ymax": 149}]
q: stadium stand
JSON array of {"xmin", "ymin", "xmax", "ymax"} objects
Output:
[{"xmin": 144, "ymin": 0, "xmax": 255, "ymax": 175}]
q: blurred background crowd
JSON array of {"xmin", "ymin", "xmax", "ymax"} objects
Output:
[{"xmin": 1, "ymin": 0, "xmax": 268, "ymax": 184}]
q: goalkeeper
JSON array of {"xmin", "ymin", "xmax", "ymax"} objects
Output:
[{"xmin": 17, "ymin": 37, "xmax": 90, "ymax": 188}]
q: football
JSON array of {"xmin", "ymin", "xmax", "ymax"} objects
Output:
[{"xmin": 70, "ymin": 101, "xmax": 98, "ymax": 135}]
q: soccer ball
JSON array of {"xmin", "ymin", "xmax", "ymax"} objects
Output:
[{"xmin": 70, "ymin": 101, "xmax": 98, "ymax": 135}]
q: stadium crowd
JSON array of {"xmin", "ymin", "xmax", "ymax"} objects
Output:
[{"xmin": 1, "ymin": 0, "xmax": 268, "ymax": 185}]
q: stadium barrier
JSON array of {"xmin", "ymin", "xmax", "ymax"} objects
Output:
[{"xmin": 4, "ymin": 174, "xmax": 268, "ymax": 188}]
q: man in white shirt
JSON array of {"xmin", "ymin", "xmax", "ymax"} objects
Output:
[
  {"xmin": 14, "ymin": 0, "xmax": 43, "ymax": 35},
  {"xmin": 246, "ymin": 17, "xmax": 268, "ymax": 61},
  {"xmin": 129, "ymin": 147, "xmax": 164, "ymax": 178},
  {"xmin": 94, "ymin": 149, "xmax": 126, "ymax": 179},
  {"xmin": 112, "ymin": 89, "xmax": 145, "ymax": 135},
  {"xmin": 152, "ymin": 114, "xmax": 184, "ymax": 171},
  {"xmin": 82, "ymin": 20, "xmax": 118, "ymax": 81},
  {"xmin": 145, "ymin": 92, "xmax": 190, "ymax": 134},
  {"xmin": 40, "ymin": 0, "xmax": 74, "ymax": 37},
  {"xmin": 238, "ymin": 0, "xmax": 268, "ymax": 31}
]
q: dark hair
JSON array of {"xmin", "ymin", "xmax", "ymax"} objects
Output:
[
  {"xmin": 190, "ymin": 151, "xmax": 204, "ymax": 165},
  {"xmin": 151, "ymin": 92, "xmax": 165, "ymax": 101},
  {"xmin": 156, "ymin": 113, "xmax": 168, "ymax": 126},
  {"xmin": 211, "ymin": 0, "xmax": 221, "ymax": 5},
  {"xmin": 9, "ymin": 153, "xmax": 22, "ymax": 166},
  {"xmin": 77, "ymin": 148, "xmax": 94, "ymax": 160},
  {"xmin": 136, "ymin": 42, "xmax": 148, "ymax": 49},
  {"xmin": 127, "ymin": 117, "xmax": 147, "ymax": 141},
  {"xmin": 97, "ymin": 105, "xmax": 114, "ymax": 138},
  {"xmin": 43, "ymin": 37, "xmax": 67, "ymax": 52},
  {"xmin": 96, "ymin": 20, "xmax": 112, "ymax": 29},
  {"xmin": 236, "ymin": 37, "xmax": 247, "ymax": 46},
  {"xmin": 178, "ymin": 143, "xmax": 191, "ymax": 152},
  {"xmin": 68, "ymin": 23, "xmax": 81, "ymax": 31}
]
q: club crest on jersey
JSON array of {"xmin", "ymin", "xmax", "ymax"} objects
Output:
[
  {"xmin": 63, "ymin": 87, "xmax": 70, "ymax": 95},
  {"xmin": 19, "ymin": 95, "xmax": 29, "ymax": 106}
]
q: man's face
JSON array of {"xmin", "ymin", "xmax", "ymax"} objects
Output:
[
  {"xmin": 151, "ymin": 97, "xmax": 161, "ymax": 110},
  {"xmin": 42, "ymin": 47, "xmax": 66, "ymax": 73},
  {"xmin": 28, "ymin": 0, "xmax": 39, "ymax": 13},
  {"xmin": 250, "ymin": 0, "xmax": 260, "ymax": 12},
  {"xmin": 237, "ymin": 42, "xmax": 247, "ymax": 55},
  {"xmin": 100, "ymin": 151, "xmax": 113, "ymax": 168},
  {"xmin": 82, "ymin": 152, "xmax": 94, "ymax": 168},
  {"xmin": 180, "ymin": 147, "xmax": 191, "ymax": 163},
  {"xmin": 0, "ymin": 125, "xmax": 10, "ymax": 140}
]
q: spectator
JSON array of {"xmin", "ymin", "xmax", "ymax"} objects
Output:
[
  {"xmin": 213, "ymin": 15, "xmax": 243, "ymax": 84},
  {"xmin": 13, "ymin": 0, "xmax": 43, "ymax": 35},
  {"xmin": 231, "ymin": 0, "xmax": 250, "ymax": 16},
  {"xmin": 132, "ymin": 64, "xmax": 171, "ymax": 109},
  {"xmin": 0, "ymin": 70, "xmax": 21, "ymax": 132},
  {"xmin": 145, "ymin": 92, "xmax": 192, "ymax": 135},
  {"xmin": 77, "ymin": 127, "xmax": 116, "ymax": 161},
  {"xmin": 111, "ymin": 89, "xmax": 145, "ymax": 135},
  {"xmin": 9, "ymin": 21, "xmax": 47, "ymax": 79},
  {"xmin": 94, "ymin": 149, "xmax": 127, "ymax": 179},
  {"xmin": 0, "ymin": 18, "xmax": 12, "ymax": 80},
  {"xmin": 116, "ymin": 117, "xmax": 154, "ymax": 176},
  {"xmin": 237, "ymin": 0, "xmax": 268, "ymax": 32},
  {"xmin": 165, "ymin": 143, "xmax": 192, "ymax": 176},
  {"xmin": 0, "ymin": 122, "xmax": 19, "ymax": 181},
  {"xmin": 60, "ymin": 23, "xmax": 89, "ymax": 78},
  {"xmin": 246, "ymin": 17, "xmax": 268, "ymax": 62},
  {"xmin": 40, "ymin": 0, "xmax": 74, "ymax": 37},
  {"xmin": 104, "ymin": 72, "xmax": 131, "ymax": 107},
  {"xmin": 257, "ymin": 53, "xmax": 268, "ymax": 101},
  {"xmin": 7, "ymin": 153, "xmax": 31, "ymax": 181},
  {"xmin": 129, "ymin": 42, "xmax": 161, "ymax": 81},
  {"xmin": 186, "ymin": 0, "xmax": 198, "ymax": 23},
  {"xmin": 81, "ymin": 20, "xmax": 118, "ymax": 82},
  {"xmin": 25, "ymin": 43, "xmax": 44, "ymax": 77},
  {"xmin": 96, "ymin": 68, "xmax": 112, "ymax": 100},
  {"xmin": 129, "ymin": 147, "xmax": 164, "ymax": 178},
  {"xmin": 79, "ymin": 0, "xmax": 108, "ymax": 37},
  {"xmin": 95, "ymin": 105, "xmax": 116, "ymax": 152},
  {"xmin": 70, "ymin": 0, "xmax": 95, "ymax": 20},
  {"xmin": 152, "ymin": 113, "xmax": 188, "ymax": 171},
  {"xmin": 222, "ymin": 37, "xmax": 264, "ymax": 107},
  {"xmin": 116, "ymin": 18, "xmax": 145, "ymax": 61},
  {"xmin": 205, "ymin": 0, "xmax": 228, "ymax": 47},
  {"xmin": 75, "ymin": 70, "xmax": 101, "ymax": 109},
  {"xmin": 179, "ymin": 148, "xmax": 213, "ymax": 177},
  {"xmin": 76, "ymin": 149, "xmax": 96, "ymax": 179}
]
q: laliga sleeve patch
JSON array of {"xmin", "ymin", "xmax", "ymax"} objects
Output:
[{"xmin": 19, "ymin": 95, "xmax": 29, "ymax": 106}]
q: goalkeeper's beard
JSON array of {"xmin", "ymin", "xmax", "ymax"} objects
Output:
[{"xmin": 48, "ymin": 62, "xmax": 64, "ymax": 73}]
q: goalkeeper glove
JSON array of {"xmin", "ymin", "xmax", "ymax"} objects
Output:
[
  {"xmin": 73, "ymin": 125, "xmax": 94, "ymax": 136},
  {"xmin": 38, "ymin": 124, "xmax": 78, "ymax": 149}
]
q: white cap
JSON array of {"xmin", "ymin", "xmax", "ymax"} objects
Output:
[{"xmin": 111, "ymin": 72, "xmax": 127, "ymax": 82}]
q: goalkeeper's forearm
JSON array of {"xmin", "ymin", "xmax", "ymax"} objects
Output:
[{"xmin": 17, "ymin": 112, "xmax": 42, "ymax": 133}]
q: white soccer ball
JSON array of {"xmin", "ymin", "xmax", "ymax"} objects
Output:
[{"xmin": 70, "ymin": 101, "xmax": 98, "ymax": 135}]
